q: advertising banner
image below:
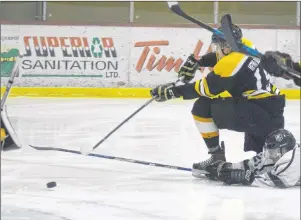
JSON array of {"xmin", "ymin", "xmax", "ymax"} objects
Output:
[
  {"xmin": 1, "ymin": 24, "xmax": 300, "ymax": 89},
  {"xmin": 129, "ymin": 27, "xmax": 300, "ymax": 88},
  {"xmin": 1, "ymin": 33, "xmax": 20, "ymax": 77},
  {"xmin": 1, "ymin": 25, "xmax": 130, "ymax": 87},
  {"xmin": 129, "ymin": 27, "xmax": 213, "ymax": 87}
]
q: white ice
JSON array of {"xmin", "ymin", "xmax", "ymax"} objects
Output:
[{"xmin": 1, "ymin": 98, "xmax": 300, "ymax": 220}]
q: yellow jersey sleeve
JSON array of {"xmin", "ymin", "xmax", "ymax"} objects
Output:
[{"xmin": 194, "ymin": 72, "xmax": 233, "ymax": 98}]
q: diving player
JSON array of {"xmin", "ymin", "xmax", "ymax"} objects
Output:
[
  {"xmin": 150, "ymin": 24, "xmax": 285, "ymax": 178},
  {"xmin": 205, "ymin": 129, "xmax": 300, "ymax": 188}
]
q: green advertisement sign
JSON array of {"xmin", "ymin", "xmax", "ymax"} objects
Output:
[{"xmin": 0, "ymin": 48, "xmax": 19, "ymax": 77}]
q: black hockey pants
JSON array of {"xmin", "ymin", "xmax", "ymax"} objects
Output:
[{"xmin": 191, "ymin": 95, "xmax": 285, "ymax": 153}]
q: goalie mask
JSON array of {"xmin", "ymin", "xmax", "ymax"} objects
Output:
[{"xmin": 262, "ymin": 129, "xmax": 296, "ymax": 163}]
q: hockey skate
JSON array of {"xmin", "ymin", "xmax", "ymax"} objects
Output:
[{"xmin": 192, "ymin": 141, "xmax": 226, "ymax": 179}]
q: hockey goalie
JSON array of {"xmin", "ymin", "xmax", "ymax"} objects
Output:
[
  {"xmin": 1, "ymin": 52, "xmax": 22, "ymax": 151},
  {"xmin": 1, "ymin": 105, "xmax": 22, "ymax": 151}
]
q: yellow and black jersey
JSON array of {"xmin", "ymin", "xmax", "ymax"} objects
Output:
[{"xmin": 179, "ymin": 38, "xmax": 281, "ymax": 100}]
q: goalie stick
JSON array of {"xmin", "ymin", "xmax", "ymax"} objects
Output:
[
  {"xmin": 167, "ymin": 2, "xmax": 300, "ymax": 79},
  {"xmin": 29, "ymin": 144, "xmax": 193, "ymax": 172},
  {"xmin": 1, "ymin": 53, "xmax": 23, "ymax": 151},
  {"xmin": 1, "ymin": 54, "xmax": 22, "ymax": 110},
  {"xmin": 220, "ymin": 14, "xmax": 300, "ymax": 79}
]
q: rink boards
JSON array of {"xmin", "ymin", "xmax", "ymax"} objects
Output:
[
  {"xmin": 1, "ymin": 24, "xmax": 300, "ymax": 99},
  {"xmin": 0, "ymin": 87, "xmax": 300, "ymax": 99}
]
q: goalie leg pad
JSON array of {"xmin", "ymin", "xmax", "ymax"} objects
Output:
[
  {"xmin": 1, "ymin": 128, "xmax": 7, "ymax": 141},
  {"xmin": 1, "ymin": 105, "xmax": 22, "ymax": 151}
]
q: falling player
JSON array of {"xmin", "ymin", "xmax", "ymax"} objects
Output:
[
  {"xmin": 150, "ymin": 24, "xmax": 286, "ymax": 178},
  {"xmin": 205, "ymin": 129, "xmax": 300, "ymax": 188}
]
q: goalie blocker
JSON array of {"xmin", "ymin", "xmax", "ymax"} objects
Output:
[{"xmin": 1, "ymin": 105, "xmax": 22, "ymax": 151}]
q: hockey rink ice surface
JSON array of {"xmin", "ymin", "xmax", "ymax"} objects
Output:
[{"xmin": 1, "ymin": 97, "xmax": 300, "ymax": 220}]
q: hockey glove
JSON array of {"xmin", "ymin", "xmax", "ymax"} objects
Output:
[
  {"xmin": 218, "ymin": 161, "xmax": 255, "ymax": 185},
  {"xmin": 261, "ymin": 51, "xmax": 294, "ymax": 79},
  {"xmin": 206, "ymin": 161, "xmax": 255, "ymax": 186},
  {"xmin": 178, "ymin": 54, "xmax": 200, "ymax": 84},
  {"xmin": 204, "ymin": 160, "xmax": 226, "ymax": 180},
  {"xmin": 150, "ymin": 83, "xmax": 181, "ymax": 102}
]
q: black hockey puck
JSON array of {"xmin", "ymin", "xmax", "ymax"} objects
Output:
[{"xmin": 46, "ymin": 181, "xmax": 57, "ymax": 188}]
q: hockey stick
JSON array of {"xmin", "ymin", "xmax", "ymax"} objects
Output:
[
  {"xmin": 29, "ymin": 144, "xmax": 192, "ymax": 172},
  {"xmin": 167, "ymin": 2, "xmax": 301, "ymax": 79},
  {"xmin": 1, "ymin": 54, "xmax": 23, "ymax": 152},
  {"xmin": 82, "ymin": 77, "xmax": 183, "ymax": 155},
  {"xmin": 168, "ymin": 1, "xmax": 219, "ymax": 34},
  {"xmin": 85, "ymin": 96, "xmax": 157, "ymax": 154},
  {"xmin": 1, "ymin": 54, "xmax": 22, "ymax": 111},
  {"xmin": 220, "ymin": 14, "xmax": 300, "ymax": 79},
  {"xmin": 167, "ymin": 2, "xmax": 260, "ymax": 57}
]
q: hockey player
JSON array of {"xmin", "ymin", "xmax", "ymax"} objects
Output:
[
  {"xmin": 261, "ymin": 51, "xmax": 301, "ymax": 87},
  {"xmin": 150, "ymin": 25, "xmax": 286, "ymax": 178},
  {"xmin": 1, "ymin": 51, "xmax": 22, "ymax": 151},
  {"xmin": 1, "ymin": 105, "xmax": 22, "ymax": 151},
  {"xmin": 205, "ymin": 129, "xmax": 300, "ymax": 188}
]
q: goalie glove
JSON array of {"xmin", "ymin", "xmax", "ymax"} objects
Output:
[
  {"xmin": 150, "ymin": 83, "xmax": 181, "ymax": 102},
  {"xmin": 178, "ymin": 54, "xmax": 200, "ymax": 84}
]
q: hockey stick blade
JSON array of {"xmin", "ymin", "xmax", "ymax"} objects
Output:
[
  {"xmin": 221, "ymin": 14, "xmax": 300, "ymax": 79},
  {"xmin": 220, "ymin": 14, "xmax": 240, "ymax": 52},
  {"xmin": 167, "ymin": 1, "xmax": 218, "ymax": 34},
  {"xmin": 167, "ymin": 1, "xmax": 178, "ymax": 8},
  {"xmin": 221, "ymin": 14, "xmax": 263, "ymax": 59},
  {"xmin": 29, "ymin": 145, "xmax": 192, "ymax": 172}
]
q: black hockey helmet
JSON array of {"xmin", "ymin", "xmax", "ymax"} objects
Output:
[
  {"xmin": 263, "ymin": 129, "xmax": 296, "ymax": 162},
  {"xmin": 211, "ymin": 25, "xmax": 243, "ymax": 44}
]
